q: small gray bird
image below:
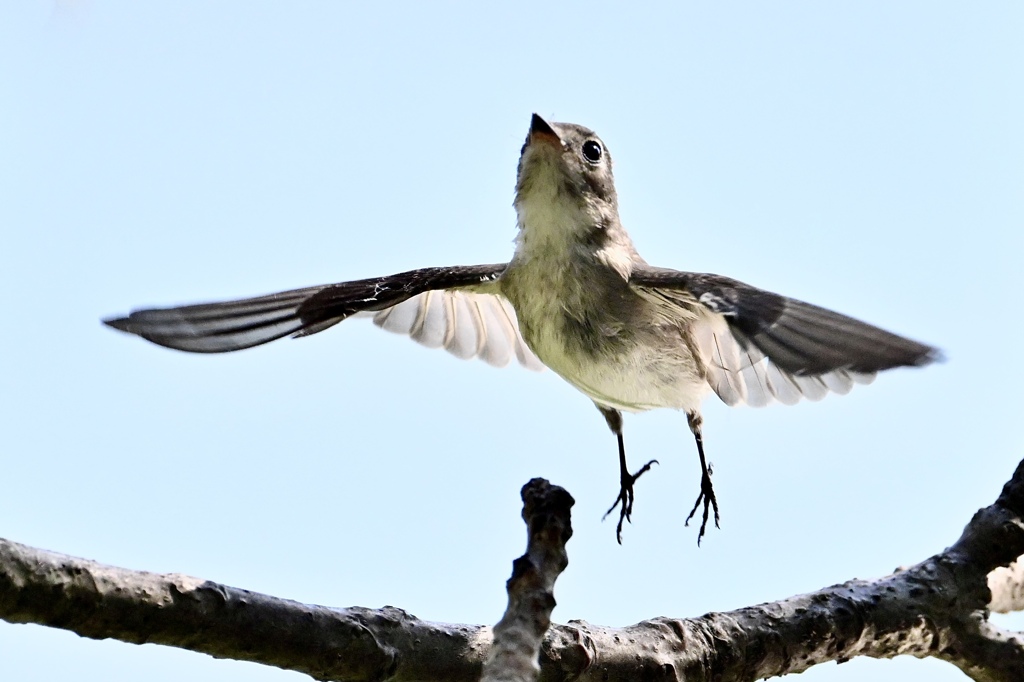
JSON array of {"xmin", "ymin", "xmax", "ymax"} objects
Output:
[{"xmin": 105, "ymin": 114, "xmax": 939, "ymax": 544}]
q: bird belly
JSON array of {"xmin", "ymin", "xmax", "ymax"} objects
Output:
[
  {"xmin": 541, "ymin": 337, "xmax": 710, "ymax": 413},
  {"xmin": 512, "ymin": 293, "xmax": 710, "ymax": 413},
  {"xmin": 501, "ymin": 242, "xmax": 710, "ymax": 413}
]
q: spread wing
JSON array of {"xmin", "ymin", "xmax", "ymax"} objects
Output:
[
  {"xmin": 103, "ymin": 264, "xmax": 544, "ymax": 370},
  {"xmin": 630, "ymin": 265, "xmax": 940, "ymax": 407}
]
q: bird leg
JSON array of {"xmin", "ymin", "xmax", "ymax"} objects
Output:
[
  {"xmin": 598, "ymin": 406, "xmax": 658, "ymax": 544},
  {"xmin": 684, "ymin": 411, "xmax": 720, "ymax": 545}
]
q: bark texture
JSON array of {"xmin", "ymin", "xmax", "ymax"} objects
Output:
[
  {"xmin": 481, "ymin": 478, "xmax": 574, "ymax": 682},
  {"xmin": 2, "ymin": 462, "xmax": 1024, "ymax": 681}
]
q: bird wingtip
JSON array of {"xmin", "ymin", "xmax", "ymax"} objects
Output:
[
  {"xmin": 921, "ymin": 346, "xmax": 946, "ymax": 366},
  {"xmin": 102, "ymin": 316, "xmax": 132, "ymax": 333}
]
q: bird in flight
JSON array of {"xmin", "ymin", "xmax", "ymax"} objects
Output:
[{"xmin": 105, "ymin": 114, "xmax": 939, "ymax": 544}]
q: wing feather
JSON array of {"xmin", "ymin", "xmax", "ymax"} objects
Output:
[
  {"xmin": 630, "ymin": 265, "xmax": 939, "ymax": 408},
  {"xmin": 764, "ymin": 363, "xmax": 803, "ymax": 406},
  {"xmin": 371, "ymin": 290, "xmax": 542, "ymax": 369},
  {"xmin": 102, "ymin": 264, "xmax": 543, "ymax": 371}
]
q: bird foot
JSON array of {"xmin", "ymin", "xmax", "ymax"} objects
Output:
[
  {"xmin": 602, "ymin": 459, "xmax": 658, "ymax": 544},
  {"xmin": 684, "ymin": 465, "xmax": 721, "ymax": 546}
]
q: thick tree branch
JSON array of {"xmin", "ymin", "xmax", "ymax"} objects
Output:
[
  {"xmin": 2, "ymin": 460, "xmax": 1024, "ymax": 681},
  {"xmin": 0, "ymin": 539, "xmax": 485, "ymax": 680}
]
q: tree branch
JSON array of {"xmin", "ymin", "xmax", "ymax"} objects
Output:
[
  {"xmin": 2, "ymin": 460, "xmax": 1023, "ymax": 681},
  {"xmin": 481, "ymin": 478, "xmax": 574, "ymax": 682}
]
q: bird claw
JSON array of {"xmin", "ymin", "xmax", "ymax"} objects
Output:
[
  {"xmin": 602, "ymin": 459, "xmax": 659, "ymax": 544},
  {"xmin": 684, "ymin": 467, "xmax": 721, "ymax": 546}
]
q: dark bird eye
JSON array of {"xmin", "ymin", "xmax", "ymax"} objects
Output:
[{"xmin": 582, "ymin": 140, "xmax": 603, "ymax": 164}]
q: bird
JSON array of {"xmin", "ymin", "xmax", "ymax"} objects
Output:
[{"xmin": 104, "ymin": 113, "xmax": 940, "ymax": 544}]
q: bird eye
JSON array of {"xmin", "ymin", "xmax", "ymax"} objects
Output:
[{"xmin": 582, "ymin": 140, "xmax": 603, "ymax": 164}]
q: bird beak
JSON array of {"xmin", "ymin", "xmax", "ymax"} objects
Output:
[{"xmin": 529, "ymin": 114, "xmax": 562, "ymax": 148}]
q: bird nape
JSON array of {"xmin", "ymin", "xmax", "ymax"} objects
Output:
[{"xmin": 104, "ymin": 113, "xmax": 940, "ymax": 545}]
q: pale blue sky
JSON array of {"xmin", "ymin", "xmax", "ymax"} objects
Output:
[{"xmin": 2, "ymin": 2, "xmax": 1022, "ymax": 681}]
